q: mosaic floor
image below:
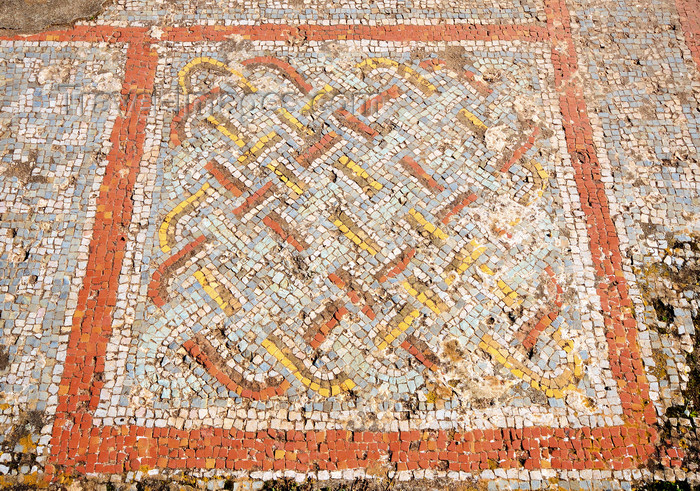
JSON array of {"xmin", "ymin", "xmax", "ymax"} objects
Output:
[{"xmin": 0, "ymin": 0, "xmax": 698, "ymax": 488}]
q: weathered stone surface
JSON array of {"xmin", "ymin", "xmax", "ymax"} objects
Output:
[{"xmin": 0, "ymin": 0, "xmax": 107, "ymax": 33}]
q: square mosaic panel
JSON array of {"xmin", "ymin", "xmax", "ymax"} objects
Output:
[{"xmin": 95, "ymin": 41, "xmax": 622, "ymax": 433}]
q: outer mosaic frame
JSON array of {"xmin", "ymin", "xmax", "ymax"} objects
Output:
[{"xmin": 1, "ymin": 1, "xmax": 686, "ymax": 478}]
